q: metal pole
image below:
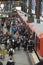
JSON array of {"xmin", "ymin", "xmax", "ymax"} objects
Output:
[
  {"xmin": 28, "ymin": 0, "xmax": 34, "ymax": 23},
  {"xmin": 35, "ymin": 0, "xmax": 42, "ymax": 23}
]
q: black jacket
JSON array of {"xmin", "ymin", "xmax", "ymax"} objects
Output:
[
  {"xmin": 35, "ymin": 61, "xmax": 43, "ymax": 65},
  {"xmin": 0, "ymin": 62, "xmax": 3, "ymax": 65},
  {"xmin": 6, "ymin": 60, "xmax": 15, "ymax": 65}
]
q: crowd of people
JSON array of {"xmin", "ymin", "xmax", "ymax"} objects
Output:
[{"xmin": 0, "ymin": 15, "xmax": 41, "ymax": 65}]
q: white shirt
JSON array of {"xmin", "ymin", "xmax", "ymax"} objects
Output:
[{"xmin": 9, "ymin": 48, "xmax": 15, "ymax": 54}]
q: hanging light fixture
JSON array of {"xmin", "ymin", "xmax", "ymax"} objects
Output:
[{"xmin": 1, "ymin": 3, "xmax": 4, "ymax": 9}]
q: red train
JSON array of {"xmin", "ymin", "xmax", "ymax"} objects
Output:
[{"xmin": 17, "ymin": 11, "xmax": 43, "ymax": 58}]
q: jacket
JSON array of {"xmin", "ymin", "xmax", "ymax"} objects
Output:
[{"xmin": 6, "ymin": 59, "xmax": 15, "ymax": 65}]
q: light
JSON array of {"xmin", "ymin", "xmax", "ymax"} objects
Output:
[
  {"xmin": 12, "ymin": 39, "xmax": 14, "ymax": 42},
  {"xmin": 0, "ymin": 14, "xmax": 3, "ymax": 16},
  {"xmin": 7, "ymin": 15, "xmax": 8, "ymax": 17},
  {"xmin": 1, "ymin": 4, "xmax": 4, "ymax": 9},
  {"xmin": 0, "ymin": 14, "xmax": 2, "ymax": 16},
  {"xmin": 10, "ymin": 48, "xmax": 13, "ymax": 51},
  {"xmin": 16, "ymin": 7, "xmax": 21, "ymax": 10}
]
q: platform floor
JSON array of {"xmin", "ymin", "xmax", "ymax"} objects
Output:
[{"xmin": 0, "ymin": 49, "xmax": 31, "ymax": 65}]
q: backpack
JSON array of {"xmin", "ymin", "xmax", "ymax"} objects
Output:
[{"xmin": 9, "ymin": 50, "xmax": 13, "ymax": 56}]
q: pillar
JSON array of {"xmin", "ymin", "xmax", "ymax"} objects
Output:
[{"xmin": 35, "ymin": 0, "xmax": 42, "ymax": 23}]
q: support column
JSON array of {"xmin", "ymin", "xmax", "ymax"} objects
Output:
[
  {"xmin": 35, "ymin": 0, "xmax": 42, "ymax": 23},
  {"xmin": 21, "ymin": 0, "xmax": 27, "ymax": 12},
  {"xmin": 28, "ymin": 0, "xmax": 32, "ymax": 15},
  {"xmin": 28, "ymin": 0, "xmax": 34, "ymax": 23},
  {"xmin": 21, "ymin": 3, "xmax": 25, "ymax": 12}
]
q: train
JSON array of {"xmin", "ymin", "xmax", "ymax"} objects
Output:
[{"xmin": 17, "ymin": 10, "xmax": 43, "ymax": 59}]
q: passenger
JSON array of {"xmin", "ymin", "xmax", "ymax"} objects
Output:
[
  {"xmin": 35, "ymin": 60, "xmax": 43, "ymax": 65},
  {"xmin": 20, "ymin": 36, "xmax": 24, "ymax": 46},
  {"xmin": 2, "ymin": 37, "xmax": 7, "ymax": 49},
  {"xmin": 0, "ymin": 45, "xmax": 2, "ymax": 59},
  {"xmin": 23, "ymin": 36, "xmax": 28, "ymax": 51},
  {"xmin": 1, "ymin": 44, "xmax": 5, "ymax": 60},
  {"xmin": 7, "ymin": 37, "xmax": 10, "ymax": 51},
  {"xmin": 12, "ymin": 26, "xmax": 18, "ymax": 34},
  {"xmin": 1, "ymin": 21, "xmax": 4, "ymax": 28},
  {"xmin": 9, "ymin": 47, "xmax": 15, "ymax": 58},
  {"xmin": 12, "ymin": 41, "xmax": 17, "ymax": 50},
  {"xmin": 6, "ymin": 57, "xmax": 15, "ymax": 65},
  {"xmin": 6, "ymin": 23, "xmax": 10, "ymax": 32},
  {"xmin": 10, "ymin": 35, "xmax": 17, "ymax": 50},
  {"xmin": 0, "ymin": 62, "xmax": 3, "ymax": 65},
  {"xmin": 17, "ymin": 37, "xmax": 21, "ymax": 50},
  {"xmin": 28, "ymin": 33, "xmax": 34, "ymax": 52}
]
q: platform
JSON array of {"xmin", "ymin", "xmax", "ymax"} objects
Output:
[{"xmin": 0, "ymin": 49, "xmax": 32, "ymax": 65}]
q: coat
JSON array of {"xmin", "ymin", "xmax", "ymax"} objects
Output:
[
  {"xmin": 6, "ymin": 59, "xmax": 15, "ymax": 65},
  {"xmin": 35, "ymin": 61, "xmax": 43, "ymax": 65},
  {"xmin": 0, "ymin": 62, "xmax": 3, "ymax": 65}
]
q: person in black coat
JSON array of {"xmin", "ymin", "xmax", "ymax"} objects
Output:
[
  {"xmin": 6, "ymin": 57, "xmax": 15, "ymax": 65},
  {"xmin": 0, "ymin": 62, "xmax": 3, "ymax": 65},
  {"xmin": 35, "ymin": 60, "xmax": 43, "ymax": 65}
]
